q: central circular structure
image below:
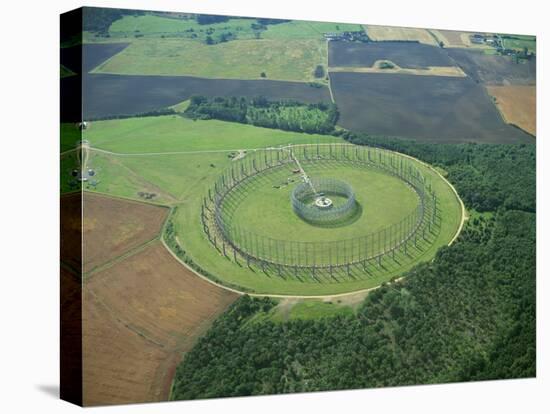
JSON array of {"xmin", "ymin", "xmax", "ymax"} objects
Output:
[
  {"xmin": 314, "ymin": 196, "xmax": 332, "ymax": 209},
  {"xmin": 291, "ymin": 178, "xmax": 356, "ymax": 225}
]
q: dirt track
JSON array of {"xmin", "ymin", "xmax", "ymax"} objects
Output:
[{"xmin": 82, "ymin": 192, "xmax": 169, "ymax": 273}]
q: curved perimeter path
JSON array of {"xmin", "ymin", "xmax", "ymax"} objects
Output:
[{"xmin": 161, "ymin": 147, "xmax": 466, "ymax": 299}]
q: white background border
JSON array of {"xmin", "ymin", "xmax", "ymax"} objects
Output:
[{"xmin": 0, "ymin": 0, "xmax": 546, "ymax": 412}]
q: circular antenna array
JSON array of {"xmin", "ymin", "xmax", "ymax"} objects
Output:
[{"xmin": 202, "ymin": 143, "xmax": 441, "ymax": 275}]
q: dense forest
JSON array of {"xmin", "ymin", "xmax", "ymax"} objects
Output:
[
  {"xmin": 171, "ymin": 137, "xmax": 535, "ymax": 400},
  {"xmin": 341, "ymin": 131, "xmax": 536, "ymax": 213},
  {"xmin": 185, "ymin": 96, "xmax": 339, "ymax": 134}
]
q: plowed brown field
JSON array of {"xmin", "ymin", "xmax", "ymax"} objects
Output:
[
  {"xmin": 82, "ymin": 193, "xmax": 169, "ymax": 272},
  {"xmin": 486, "ymin": 85, "xmax": 536, "ymax": 136},
  {"xmin": 83, "ymin": 241, "xmax": 238, "ymax": 405},
  {"xmin": 60, "ymin": 193, "xmax": 82, "ymax": 273}
]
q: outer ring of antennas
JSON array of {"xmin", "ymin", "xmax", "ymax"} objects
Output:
[{"xmin": 201, "ymin": 143, "xmax": 439, "ymax": 274}]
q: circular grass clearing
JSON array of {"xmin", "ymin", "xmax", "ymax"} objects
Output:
[
  {"xmin": 170, "ymin": 144, "xmax": 464, "ymax": 296},
  {"xmin": 224, "ymin": 162, "xmax": 418, "ymax": 243}
]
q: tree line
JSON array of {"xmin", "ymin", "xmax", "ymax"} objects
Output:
[
  {"xmin": 185, "ymin": 95, "xmax": 339, "ymax": 134},
  {"xmin": 86, "ymin": 108, "xmax": 177, "ymax": 122},
  {"xmin": 171, "ymin": 137, "xmax": 536, "ymax": 400},
  {"xmin": 338, "ymin": 131, "xmax": 535, "ymax": 213}
]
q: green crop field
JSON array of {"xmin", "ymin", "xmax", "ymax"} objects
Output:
[
  {"xmin": 106, "ymin": 14, "xmax": 362, "ymax": 42},
  {"xmin": 92, "ymin": 38, "xmax": 326, "ymax": 82},
  {"xmin": 109, "ymin": 15, "xmax": 258, "ymax": 41},
  {"xmin": 501, "ymin": 34, "xmax": 536, "ymax": 53},
  {"xmin": 83, "ymin": 115, "xmax": 339, "ymax": 153},
  {"xmin": 261, "ymin": 20, "xmax": 363, "ymax": 39}
]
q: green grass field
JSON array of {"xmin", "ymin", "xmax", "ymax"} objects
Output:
[
  {"xmin": 170, "ymin": 148, "xmax": 461, "ymax": 295},
  {"xmin": 67, "ymin": 115, "xmax": 463, "ymax": 296},
  {"xmin": 106, "ymin": 14, "xmax": 362, "ymax": 42},
  {"xmin": 279, "ymin": 300, "xmax": 355, "ymax": 319},
  {"xmin": 261, "ymin": 20, "xmax": 363, "ymax": 39},
  {"xmin": 92, "ymin": 38, "xmax": 326, "ymax": 82},
  {"xmin": 70, "ymin": 116, "xmax": 338, "ymax": 202},
  {"xmin": 247, "ymin": 299, "xmax": 356, "ymax": 324},
  {"xmin": 83, "ymin": 116, "xmax": 339, "ymax": 153},
  {"xmin": 501, "ymin": 34, "xmax": 536, "ymax": 53},
  {"xmin": 115, "ymin": 152, "xmax": 231, "ymax": 200},
  {"xmin": 224, "ymin": 162, "xmax": 418, "ymax": 245},
  {"xmin": 109, "ymin": 15, "xmax": 258, "ymax": 41}
]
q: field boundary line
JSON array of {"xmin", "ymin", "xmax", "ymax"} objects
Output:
[
  {"xmin": 427, "ymin": 29, "xmax": 443, "ymax": 47},
  {"xmin": 85, "ymin": 288, "xmax": 166, "ymax": 349},
  {"xmin": 161, "ymin": 231, "xmax": 406, "ymax": 299},
  {"xmin": 160, "ymin": 236, "xmax": 243, "ymax": 297},
  {"xmin": 83, "ymin": 189, "xmax": 172, "ymax": 208},
  {"xmin": 61, "ymin": 148, "xmax": 77, "ymax": 156},
  {"xmin": 106, "ymin": 154, "xmax": 180, "ymax": 202},
  {"xmin": 90, "ymin": 144, "xmax": 341, "ymax": 157},
  {"xmin": 482, "ymin": 83, "xmax": 509, "ymax": 127},
  {"xmin": 91, "ymin": 147, "xmax": 248, "ymax": 157},
  {"xmin": 84, "ymin": 236, "xmax": 162, "ymax": 280},
  {"xmin": 328, "ymin": 65, "xmax": 466, "ymax": 77},
  {"xmin": 326, "ymin": 40, "xmax": 336, "ymax": 103},
  {"xmin": 394, "ymin": 150, "xmax": 466, "ymax": 246},
  {"xmin": 79, "ymin": 192, "xmax": 172, "ymax": 280},
  {"xmin": 91, "ymin": 70, "xmax": 330, "ymax": 84},
  {"xmin": 88, "ymin": 43, "xmax": 131, "ymax": 73}
]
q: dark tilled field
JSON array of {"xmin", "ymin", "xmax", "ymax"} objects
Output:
[
  {"xmin": 329, "ymin": 41, "xmax": 454, "ymax": 68},
  {"xmin": 60, "ymin": 193, "xmax": 82, "ymax": 272},
  {"xmin": 331, "ymin": 72, "xmax": 532, "ymax": 143},
  {"xmin": 60, "ymin": 74, "xmax": 331, "ymax": 121},
  {"xmin": 446, "ymin": 48, "xmax": 536, "ymax": 85},
  {"xmin": 61, "ymin": 75, "xmax": 81, "ymax": 122},
  {"xmin": 61, "ymin": 43, "xmax": 129, "ymax": 73}
]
